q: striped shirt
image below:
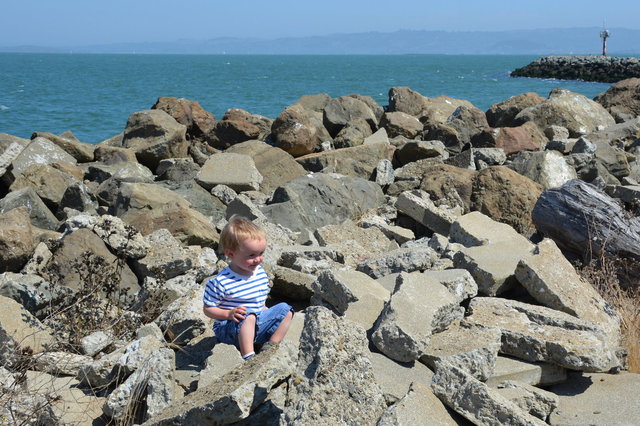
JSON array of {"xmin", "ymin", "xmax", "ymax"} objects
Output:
[{"xmin": 203, "ymin": 265, "xmax": 270, "ymax": 314}]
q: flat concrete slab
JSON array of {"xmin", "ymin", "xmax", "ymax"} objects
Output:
[
  {"xmin": 485, "ymin": 355, "xmax": 567, "ymax": 387},
  {"xmin": 548, "ymin": 371, "xmax": 640, "ymax": 426}
]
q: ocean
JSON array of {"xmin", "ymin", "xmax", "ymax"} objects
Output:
[{"xmin": 0, "ymin": 53, "xmax": 613, "ymax": 144}]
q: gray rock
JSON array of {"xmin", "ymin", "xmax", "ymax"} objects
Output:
[
  {"xmin": 131, "ymin": 229, "xmax": 193, "ymax": 281},
  {"xmin": 376, "ymin": 159, "xmax": 395, "ymax": 186},
  {"xmin": 0, "ymin": 207, "xmax": 40, "ymax": 273},
  {"xmin": 473, "ymin": 147, "xmax": 507, "ymax": 167},
  {"xmin": 431, "ymin": 362, "xmax": 546, "ymax": 426},
  {"xmin": 271, "ymin": 266, "xmax": 316, "ymax": 302},
  {"xmin": 225, "ymin": 193, "xmax": 268, "ymax": 221},
  {"xmin": 197, "ymin": 343, "xmax": 244, "ymax": 389},
  {"xmin": 282, "ymin": 306, "xmax": 386, "ymax": 425},
  {"xmin": 420, "ymin": 324, "xmax": 502, "ymax": 381},
  {"xmin": 196, "ymin": 152, "xmax": 263, "ymax": 192},
  {"xmin": 0, "ymin": 182, "xmax": 59, "ymax": 231},
  {"xmin": 32, "ymin": 131, "xmax": 95, "ymax": 162},
  {"xmin": 10, "ymin": 136, "xmax": 77, "ymax": 179},
  {"xmin": 146, "ymin": 342, "xmax": 295, "ymax": 425},
  {"xmin": 323, "ymin": 96, "xmax": 376, "ymax": 137},
  {"xmin": 463, "ymin": 297, "xmax": 621, "ymax": 372},
  {"xmin": 81, "ymin": 330, "xmax": 115, "ymax": 357},
  {"xmin": 395, "ymin": 140, "xmax": 447, "ymax": 167},
  {"xmin": 356, "ymin": 246, "xmax": 439, "ymax": 279},
  {"xmin": 421, "ymin": 268, "xmax": 478, "ymax": 301},
  {"xmin": 544, "ymin": 125, "xmax": 570, "ymax": 141},
  {"xmin": 33, "ymin": 351, "xmax": 93, "ymax": 376},
  {"xmin": 311, "ymin": 269, "xmax": 390, "ymax": 330},
  {"xmin": 0, "ymin": 295, "xmax": 55, "ymax": 366},
  {"xmin": 396, "ymin": 190, "xmax": 461, "ymax": 236},
  {"xmin": 571, "ymin": 136, "xmax": 597, "ymax": 154},
  {"xmin": 368, "ymin": 350, "xmax": 435, "ymax": 405},
  {"xmin": 365, "ymin": 127, "xmax": 390, "ymax": 145},
  {"xmin": 21, "ymin": 241, "xmax": 54, "ymax": 276},
  {"xmin": 263, "ymin": 173, "xmax": 385, "ymax": 233},
  {"xmin": 155, "ymin": 286, "xmax": 213, "ymax": 346},
  {"xmin": 485, "ymin": 355, "xmax": 567, "ymax": 387},
  {"xmin": 494, "ymin": 381, "xmax": 559, "ymax": 422},
  {"xmin": 359, "ymin": 214, "xmax": 415, "ymax": 245},
  {"xmin": 0, "ymin": 272, "xmax": 60, "ymax": 319},
  {"xmin": 104, "ymin": 347, "xmax": 175, "ymax": 422},
  {"xmin": 371, "ymin": 272, "xmax": 464, "ymax": 362},
  {"xmin": 509, "ymin": 150, "xmax": 578, "ymax": 189},
  {"xmin": 156, "ymin": 157, "xmax": 201, "ymax": 182},
  {"xmin": 64, "ymin": 214, "xmax": 150, "ymax": 259},
  {"xmin": 122, "ymin": 109, "xmax": 189, "ymax": 172},
  {"xmin": 515, "ymin": 238, "xmax": 621, "ymax": 345},
  {"xmin": 211, "ymin": 184, "xmax": 237, "ymax": 205}
]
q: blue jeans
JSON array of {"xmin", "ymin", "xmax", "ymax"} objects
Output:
[{"xmin": 213, "ymin": 302, "xmax": 293, "ymax": 347}]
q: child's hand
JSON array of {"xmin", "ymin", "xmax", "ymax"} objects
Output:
[{"xmin": 228, "ymin": 306, "xmax": 247, "ymax": 323}]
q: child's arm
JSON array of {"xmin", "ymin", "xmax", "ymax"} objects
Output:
[{"xmin": 203, "ymin": 305, "xmax": 248, "ymax": 323}]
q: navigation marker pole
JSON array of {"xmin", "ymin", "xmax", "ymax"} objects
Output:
[{"xmin": 600, "ymin": 29, "xmax": 610, "ymax": 56}]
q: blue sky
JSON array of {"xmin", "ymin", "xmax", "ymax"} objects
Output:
[{"xmin": 2, "ymin": 0, "xmax": 639, "ymax": 46}]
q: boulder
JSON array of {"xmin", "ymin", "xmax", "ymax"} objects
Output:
[
  {"xmin": 44, "ymin": 228, "xmax": 140, "ymax": 303},
  {"xmin": 347, "ymin": 94, "xmax": 385, "ymax": 122},
  {"xmin": 485, "ymin": 92, "xmax": 546, "ymax": 127},
  {"xmin": 367, "ymin": 350, "xmax": 435, "ymax": 405},
  {"xmin": 314, "ymin": 220, "xmax": 398, "ymax": 264},
  {"xmin": 311, "ymin": 269, "xmax": 390, "ymax": 330},
  {"xmin": 375, "ymin": 158, "xmax": 395, "ymax": 186},
  {"xmin": 420, "ymin": 324, "xmax": 502, "ymax": 381},
  {"xmin": 396, "ymin": 189, "xmax": 461, "ymax": 236},
  {"xmin": 379, "ymin": 111, "xmax": 423, "ymax": 139},
  {"xmin": 262, "ymin": 173, "xmax": 385, "ymax": 233},
  {"xmin": 32, "ymin": 351, "xmax": 93, "ymax": 376},
  {"xmin": 122, "ymin": 109, "xmax": 189, "ymax": 171},
  {"xmin": 0, "ymin": 187, "xmax": 59, "ymax": 230},
  {"xmin": 81, "ymin": 330, "xmax": 115, "ymax": 357},
  {"xmin": 356, "ymin": 246, "xmax": 439, "ymax": 279},
  {"xmin": 431, "ymin": 362, "xmax": 546, "ymax": 426},
  {"xmin": 296, "ymin": 141, "xmax": 394, "ymax": 179},
  {"xmin": 514, "ymin": 89, "xmax": 616, "ymax": 137},
  {"xmin": 271, "ymin": 266, "xmax": 315, "ymax": 302},
  {"xmin": 157, "ymin": 180, "xmax": 226, "ymax": 223},
  {"xmin": 271, "ymin": 104, "xmax": 330, "ymax": 157},
  {"xmin": 472, "ymin": 121, "xmax": 547, "ymax": 155},
  {"xmin": 0, "ymin": 295, "xmax": 55, "ymax": 366},
  {"xmin": 10, "ymin": 163, "xmax": 80, "ymax": 213},
  {"xmin": 515, "ymin": 238, "xmax": 621, "ymax": 343},
  {"xmin": 371, "ymin": 272, "xmax": 465, "ymax": 362},
  {"xmin": 155, "ymin": 286, "xmax": 213, "ymax": 345},
  {"xmin": 473, "ymin": 147, "xmax": 507, "ymax": 167},
  {"xmin": 9, "ymin": 137, "xmax": 77, "ymax": 181},
  {"xmin": 593, "ymin": 77, "xmax": 640, "ymax": 123},
  {"xmin": 422, "ymin": 268, "xmax": 478, "ymax": 301},
  {"xmin": 131, "ymin": 229, "xmax": 193, "ymax": 281},
  {"xmin": 148, "ymin": 343, "xmax": 295, "ymax": 424},
  {"xmin": 322, "ymin": 96, "xmax": 376, "ymax": 137},
  {"xmin": 152, "ymin": 96, "xmax": 217, "ymax": 141},
  {"xmin": 196, "ymin": 152, "xmax": 263, "ymax": 192},
  {"xmin": 225, "ymin": 140, "xmax": 307, "ymax": 194},
  {"xmin": 464, "ymin": 297, "xmax": 621, "ymax": 372},
  {"xmin": 0, "ymin": 273, "xmax": 61, "ymax": 320},
  {"xmin": 333, "ymin": 117, "xmax": 373, "ymax": 148},
  {"xmin": 0, "ymin": 141, "xmax": 26, "ymax": 181},
  {"xmin": 211, "ymin": 108, "xmax": 271, "ymax": 149},
  {"xmin": 0, "ymin": 207, "xmax": 39, "ymax": 273},
  {"xmin": 21, "ymin": 241, "xmax": 54, "ymax": 276},
  {"xmin": 470, "ymin": 166, "xmax": 543, "ymax": 236},
  {"xmin": 445, "ymin": 105, "xmax": 491, "ymax": 148},
  {"xmin": 31, "ymin": 131, "xmax": 95, "ymax": 162},
  {"xmin": 93, "ymin": 145, "xmax": 138, "ymax": 165},
  {"xmin": 282, "ymin": 306, "xmax": 386, "ymax": 424},
  {"xmin": 156, "ymin": 158, "xmax": 201, "ymax": 182},
  {"xmin": 493, "ymin": 381, "xmax": 559, "ymax": 422},
  {"xmin": 419, "ymin": 163, "xmax": 476, "ymax": 212},
  {"xmin": 509, "ymin": 150, "xmax": 578, "ymax": 189},
  {"xmin": 394, "ymin": 139, "xmax": 447, "ymax": 167},
  {"xmin": 387, "ymin": 86, "xmax": 429, "ymax": 117}
]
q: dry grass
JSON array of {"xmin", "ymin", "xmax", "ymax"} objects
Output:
[{"xmin": 578, "ymin": 256, "xmax": 640, "ymax": 373}]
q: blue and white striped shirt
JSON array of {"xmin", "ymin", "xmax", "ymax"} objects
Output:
[{"xmin": 203, "ymin": 265, "xmax": 270, "ymax": 314}]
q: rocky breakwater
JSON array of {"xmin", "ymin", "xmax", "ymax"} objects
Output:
[
  {"xmin": 511, "ymin": 55, "xmax": 640, "ymax": 83},
  {"xmin": 1, "ymin": 81, "xmax": 640, "ymax": 425}
]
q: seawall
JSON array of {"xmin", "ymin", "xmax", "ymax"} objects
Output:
[{"xmin": 511, "ymin": 55, "xmax": 640, "ymax": 83}]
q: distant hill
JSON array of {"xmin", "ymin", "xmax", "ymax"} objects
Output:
[{"xmin": 2, "ymin": 27, "xmax": 639, "ymax": 55}]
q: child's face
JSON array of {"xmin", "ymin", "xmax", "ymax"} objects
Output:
[{"xmin": 226, "ymin": 238, "xmax": 267, "ymax": 276}]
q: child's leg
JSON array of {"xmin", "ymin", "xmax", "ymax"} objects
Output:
[
  {"xmin": 238, "ymin": 314, "xmax": 257, "ymax": 356},
  {"xmin": 269, "ymin": 310, "xmax": 293, "ymax": 343}
]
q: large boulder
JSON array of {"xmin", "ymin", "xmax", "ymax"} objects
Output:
[
  {"xmin": 10, "ymin": 163, "xmax": 80, "ymax": 213},
  {"xmin": 445, "ymin": 105, "xmax": 491, "ymax": 148},
  {"xmin": 211, "ymin": 108, "xmax": 271, "ymax": 149},
  {"xmin": 8, "ymin": 137, "xmax": 77, "ymax": 182},
  {"xmin": 31, "ymin": 131, "xmax": 95, "ymax": 162},
  {"xmin": 271, "ymin": 104, "xmax": 330, "ymax": 157},
  {"xmin": 282, "ymin": 306, "xmax": 386, "ymax": 424},
  {"xmin": 514, "ymin": 89, "xmax": 616, "ymax": 137},
  {"xmin": 295, "ymin": 141, "xmax": 394, "ymax": 179},
  {"xmin": 419, "ymin": 163, "xmax": 476, "ymax": 213},
  {"xmin": 262, "ymin": 173, "xmax": 385, "ymax": 233},
  {"xmin": 509, "ymin": 150, "xmax": 578, "ymax": 189},
  {"xmin": 593, "ymin": 77, "xmax": 640, "ymax": 123},
  {"xmin": 0, "ymin": 187, "xmax": 59, "ymax": 230},
  {"xmin": 152, "ymin": 96, "xmax": 217, "ymax": 141},
  {"xmin": 122, "ymin": 109, "xmax": 189, "ymax": 171},
  {"xmin": 472, "ymin": 121, "xmax": 547, "ymax": 155},
  {"xmin": 322, "ymin": 96, "xmax": 376, "ymax": 137},
  {"xmin": 196, "ymin": 152, "xmax": 263, "ymax": 192},
  {"xmin": 225, "ymin": 140, "xmax": 307, "ymax": 194},
  {"xmin": 379, "ymin": 111, "xmax": 423, "ymax": 139},
  {"xmin": 0, "ymin": 207, "xmax": 39, "ymax": 273},
  {"xmin": 485, "ymin": 92, "xmax": 546, "ymax": 127},
  {"xmin": 470, "ymin": 166, "xmax": 543, "ymax": 236}
]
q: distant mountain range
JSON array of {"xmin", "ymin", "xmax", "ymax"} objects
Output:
[{"xmin": 2, "ymin": 27, "xmax": 639, "ymax": 55}]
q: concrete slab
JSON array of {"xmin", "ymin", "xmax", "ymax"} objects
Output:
[{"xmin": 485, "ymin": 356, "xmax": 567, "ymax": 387}]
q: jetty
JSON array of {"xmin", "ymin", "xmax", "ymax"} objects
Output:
[{"xmin": 511, "ymin": 55, "xmax": 640, "ymax": 83}]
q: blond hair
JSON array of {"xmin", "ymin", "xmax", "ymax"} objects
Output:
[{"xmin": 219, "ymin": 215, "xmax": 266, "ymax": 252}]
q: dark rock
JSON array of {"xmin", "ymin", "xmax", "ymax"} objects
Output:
[
  {"xmin": 152, "ymin": 96, "xmax": 217, "ymax": 141},
  {"xmin": 512, "ymin": 55, "xmax": 640, "ymax": 83}
]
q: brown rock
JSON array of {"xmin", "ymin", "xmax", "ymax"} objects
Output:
[
  {"xmin": 379, "ymin": 111, "xmax": 423, "ymax": 139},
  {"xmin": 594, "ymin": 78, "xmax": 640, "ymax": 123},
  {"xmin": 31, "ymin": 132, "xmax": 95, "ymax": 162},
  {"xmin": 271, "ymin": 104, "xmax": 330, "ymax": 157},
  {"xmin": 10, "ymin": 163, "xmax": 80, "ymax": 212},
  {"xmin": 296, "ymin": 141, "xmax": 394, "ymax": 179},
  {"xmin": 471, "ymin": 166, "xmax": 543, "ymax": 236},
  {"xmin": 0, "ymin": 207, "xmax": 38, "ymax": 273},
  {"xmin": 485, "ymin": 92, "xmax": 546, "ymax": 127},
  {"xmin": 419, "ymin": 163, "xmax": 476, "ymax": 212},
  {"xmin": 323, "ymin": 96, "xmax": 377, "ymax": 137},
  {"xmin": 473, "ymin": 121, "xmax": 547, "ymax": 155},
  {"xmin": 94, "ymin": 145, "xmax": 139, "ymax": 165},
  {"xmin": 211, "ymin": 108, "xmax": 272, "ymax": 149},
  {"xmin": 152, "ymin": 96, "xmax": 217, "ymax": 141}
]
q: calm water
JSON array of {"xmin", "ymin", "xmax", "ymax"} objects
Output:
[{"xmin": 0, "ymin": 53, "xmax": 613, "ymax": 144}]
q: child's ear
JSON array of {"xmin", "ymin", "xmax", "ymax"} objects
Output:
[{"xmin": 224, "ymin": 248, "xmax": 234, "ymax": 259}]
